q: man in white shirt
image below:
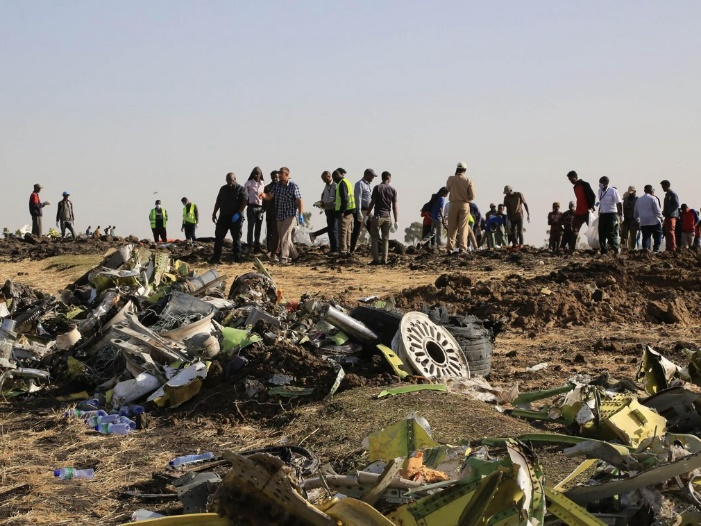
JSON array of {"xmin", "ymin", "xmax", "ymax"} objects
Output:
[
  {"xmin": 634, "ymin": 184, "xmax": 664, "ymax": 252},
  {"xmin": 597, "ymin": 176, "xmax": 622, "ymax": 254}
]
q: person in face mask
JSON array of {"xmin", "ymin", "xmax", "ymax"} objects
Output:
[
  {"xmin": 597, "ymin": 176, "xmax": 623, "ymax": 254},
  {"xmin": 149, "ymin": 199, "xmax": 168, "ymax": 243}
]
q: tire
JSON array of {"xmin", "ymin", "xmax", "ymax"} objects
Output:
[{"xmin": 445, "ymin": 326, "xmax": 493, "ymax": 377}]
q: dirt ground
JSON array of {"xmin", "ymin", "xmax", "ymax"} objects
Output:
[{"xmin": 1, "ymin": 236, "xmax": 701, "ymax": 524}]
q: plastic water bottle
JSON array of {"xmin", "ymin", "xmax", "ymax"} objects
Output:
[
  {"xmin": 95, "ymin": 422, "xmax": 131, "ymax": 435},
  {"xmin": 118, "ymin": 405, "xmax": 145, "ymax": 417},
  {"xmin": 54, "ymin": 467, "xmax": 94, "ymax": 480},
  {"xmin": 169, "ymin": 452, "xmax": 215, "ymax": 467},
  {"xmin": 86, "ymin": 414, "xmax": 120, "ymax": 427},
  {"xmin": 118, "ymin": 416, "xmax": 137, "ymax": 430},
  {"xmin": 65, "ymin": 409, "xmax": 107, "ymax": 419}
]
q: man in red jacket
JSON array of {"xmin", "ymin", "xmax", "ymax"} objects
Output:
[
  {"xmin": 29, "ymin": 183, "xmax": 50, "ymax": 236},
  {"xmin": 679, "ymin": 204, "xmax": 699, "ymax": 249},
  {"xmin": 566, "ymin": 171, "xmax": 596, "ymax": 251}
]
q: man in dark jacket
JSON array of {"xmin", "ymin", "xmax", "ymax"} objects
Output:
[
  {"xmin": 566, "ymin": 171, "xmax": 596, "ymax": 251},
  {"xmin": 263, "ymin": 171, "xmax": 280, "ymax": 255},
  {"xmin": 56, "ymin": 191, "xmax": 76, "ymax": 239},
  {"xmin": 210, "ymin": 172, "xmax": 247, "ymax": 264},
  {"xmin": 29, "ymin": 183, "xmax": 50, "ymax": 236},
  {"xmin": 661, "ymin": 179, "xmax": 680, "ymax": 251},
  {"xmin": 621, "ymin": 186, "xmax": 638, "ymax": 250}
]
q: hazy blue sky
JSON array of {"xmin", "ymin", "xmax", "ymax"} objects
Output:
[{"xmin": 2, "ymin": 1, "xmax": 700, "ymax": 244}]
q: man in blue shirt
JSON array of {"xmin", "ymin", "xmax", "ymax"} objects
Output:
[{"xmin": 429, "ymin": 187, "xmax": 448, "ymax": 247}]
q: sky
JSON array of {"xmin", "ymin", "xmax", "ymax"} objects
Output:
[{"xmin": 2, "ymin": 1, "xmax": 700, "ymax": 244}]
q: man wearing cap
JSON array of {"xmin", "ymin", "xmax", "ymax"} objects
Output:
[
  {"xmin": 181, "ymin": 197, "xmax": 199, "ymax": 246},
  {"xmin": 56, "ymin": 191, "xmax": 75, "ymax": 239},
  {"xmin": 211, "ymin": 172, "xmax": 247, "ymax": 264},
  {"xmin": 446, "ymin": 162, "xmax": 475, "ymax": 253},
  {"xmin": 261, "ymin": 167, "xmax": 304, "ymax": 264},
  {"xmin": 334, "ymin": 168, "xmax": 355, "ymax": 256},
  {"xmin": 350, "ymin": 168, "xmax": 377, "ymax": 254},
  {"xmin": 366, "ymin": 171, "xmax": 398, "ymax": 265},
  {"xmin": 29, "ymin": 184, "xmax": 50, "ymax": 236},
  {"xmin": 264, "ymin": 171, "xmax": 280, "ymax": 255},
  {"xmin": 679, "ymin": 204, "xmax": 699, "ymax": 249},
  {"xmin": 597, "ymin": 176, "xmax": 623, "ymax": 255},
  {"xmin": 547, "ymin": 203, "xmax": 563, "ymax": 253},
  {"xmin": 660, "ymin": 180, "xmax": 680, "ymax": 251},
  {"xmin": 566, "ymin": 171, "xmax": 596, "ymax": 251},
  {"xmin": 634, "ymin": 185, "xmax": 664, "ymax": 252},
  {"xmin": 149, "ymin": 200, "xmax": 168, "ymax": 243},
  {"xmin": 503, "ymin": 186, "xmax": 530, "ymax": 246},
  {"xmin": 621, "ymin": 186, "xmax": 639, "ymax": 250}
]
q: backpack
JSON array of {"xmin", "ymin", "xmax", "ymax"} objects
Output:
[{"xmin": 421, "ymin": 194, "xmax": 438, "ymax": 216}]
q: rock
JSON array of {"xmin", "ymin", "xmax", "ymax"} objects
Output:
[
  {"xmin": 592, "ymin": 289, "xmax": 609, "ymax": 302},
  {"xmin": 574, "ymin": 353, "xmax": 586, "ymax": 364},
  {"xmin": 647, "ymin": 298, "xmax": 692, "ymax": 325}
]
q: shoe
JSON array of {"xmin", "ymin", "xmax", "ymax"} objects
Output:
[
  {"xmin": 208, "ymin": 258, "xmax": 222, "ymax": 265},
  {"xmin": 369, "ymin": 260, "xmax": 380, "ymax": 265},
  {"xmin": 380, "ymin": 260, "xmax": 387, "ymax": 265}
]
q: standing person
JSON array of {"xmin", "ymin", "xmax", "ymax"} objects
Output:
[
  {"xmin": 547, "ymin": 202, "xmax": 563, "ymax": 252},
  {"xmin": 244, "ymin": 167, "xmax": 265, "ymax": 253},
  {"xmin": 210, "ymin": 172, "xmax": 247, "ymax": 264},
  {"xmin": 261, "ymin": 167, "xmax": 304, "ymax": 264},
  {"xmin": 660, "ymin": 180, "xmax": 680, "ymax": 251},
  {"xmin": 181, "ymin": 197, "xmax": 199, "ymax": 245},
  {"xmin": 56, "ymin": 191, "xmax": 76, "ymax": 239},
  {"xmin": 566, "ymin": 171, "xmax": 596, "ymax": 251},
  {"xmin": 560, "ymin": 201, "xmax": 576, "ymax": 251},
  {"xmin": 29, "ymin": 183, "xmax": 50, "ymax": 236},
  {"xmin": 93, "ymin": 226, "xmax": 101, "ymax": 238},
  {"xmin": 334, "ymin": 168, "xmax": 356, "ymax": 256},
  {"xmin": 367, "ymin": 171, "xmax": 398, "ymax": 265},
  {"xmin": 621, "ymin": 186, "xmax": 639, "ymax": 250},
  {"xmin": 446, "ymin": 162, "xmax": 475, "ymax": 254},
  {"xmin": 469, "ymin": 202, "xmax": 483, "ymax": 248},
  {"xmin": 104, "ymin": 226, "xmax": 112, "ymax": 236},
  {"xmin": 264, "ymin": 171, "xmax": 280, "ymax": 255},
  {"xmin": 597, "ymin": 176, "xmax": 623, "ymax": 255},
  {"xmin": 149, "ymin": 200, "xmax": 168, "ymax": 243},
  {"xmin": 502, "ymin": 186, "xmax": 530, "ymax": 246},
  {"xmin": 429, "ymin": 187, "xmax": 449, "ymax": 247},
  {"xmin": 310, "ymin": 171, "xmax": 338, "ymax": 252},
  {"xmin": 85, "ymin": 226, "xmax": 92, "ymax": 237},
  {"xmin": 634, "ymin": 185, "xmax": 663, "ymax": 252},
  {"xmin": 350, "ymin": 169, "xmax": 376, "ymax": 254},
  {"xmin": 679, "ymin": 204, "xmax": 699, "ymax": 248}
]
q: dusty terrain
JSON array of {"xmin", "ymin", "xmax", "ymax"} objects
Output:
[{"xmin": 1, "ymin": 236, "xmax": 700, "ymax": 524}]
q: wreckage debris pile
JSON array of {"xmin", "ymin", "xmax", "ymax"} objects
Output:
[{"xmin": 0, "ymin": 244, "xmax": 501, "ymax": 417}]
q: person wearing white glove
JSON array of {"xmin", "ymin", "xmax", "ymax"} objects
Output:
[{"xmin": 366, "ymin": 171, "xmax": 398, "ymax": 265}]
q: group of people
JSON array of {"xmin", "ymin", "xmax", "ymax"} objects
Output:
[
  {"xmin": 28, "ymin": 183, "xmax": 118, "ymax": 240},
  {"xmin": 28, "ymin": 165, "xmax": 693, "ymax": 259},
  {"xmin": 547, "ymin": 173, "xmax": 695, "ymax": 254},
  {"xmin": 309, "ymin": 168, "xmax": 399, "ymax": 265},
  {"xmin": 420, "ymin": 163, "xmax": 531, "ymax": 253}
]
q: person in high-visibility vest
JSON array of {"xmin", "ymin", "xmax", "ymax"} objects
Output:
[
  {"xmin": 149, "ymin": 200, "xmax": 168, "ymax": 243},
  {"xmin": 181, "ymin": 197, "xmax": 199, "ymax": 246},
  {"xmin": 333, "ymin": 168, "xmax": 356, "ymax": 256}
]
